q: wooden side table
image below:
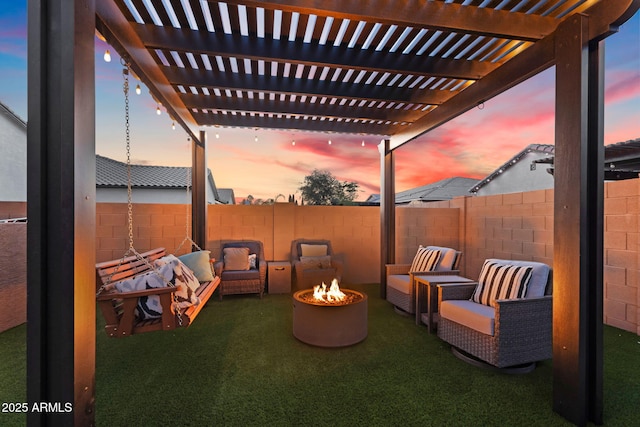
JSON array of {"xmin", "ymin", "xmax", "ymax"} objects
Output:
[
  {"xmin": 268, "ymin": 261, "xmax": 292, "ymax": 294},
  {"xmin": 414, "ymin": 275, "xmax": 476, "ymax": 333}
]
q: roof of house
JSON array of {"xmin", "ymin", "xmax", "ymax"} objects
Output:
[
  {"xmin": 0, "ymin": 101, "xmax": 26, "ymax": 129},
  {"xmin": 472, "ymin": 138, "xmax": 640, "ymax": 193},
  {"xmin": 470, "ymin": 144, "xmax": 555, "ymax": 193},
  {"xmin": 96, "ymin": 155, "xmax": 235, "ymax": 204},
  {"xmin": 366, "ymin": 177, "xmax": 480, "ymax": 205}
]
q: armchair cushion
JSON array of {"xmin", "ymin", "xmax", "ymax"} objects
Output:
[
  {"xmin": 223, "ymin": 247, "xmax": 250, "ymax": 271},
  {"xmin": 300, "ymin": 255, "xmax": 332, "ymax": 269},
  {"xmin": 387, "ymin": 274, "xmax": 411, "ymax": 294},
  {"xmin": 484, "ymin": 259, "xmax": 551, "ymax": 298},
  {"xmin": 440, "ymin": 300, "xmax": 495, "ymax": 336},
  {"xmin": 472, "ymin": 260, "xmax": 533, "ymax": 307},
  {"xmin": 409, "ymin": 246, "xmax": 441, "ymax": 273},
  {"xmin": 427, "ymin": 246, "xmax": 458, "ymax": 271}
]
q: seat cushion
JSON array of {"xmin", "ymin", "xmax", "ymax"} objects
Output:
[
  {"xmin": 221, "ymin": 269, "xmax": 260, "ymax": 282},
  {"xmin": 485, "ymin": 259, "xmax": 550, "ymax": 298},
  {"xmin": 440, "ymin": 300, "xmax": 495, "ymax": 336},
  {"xmin": 387, "ymin": 274, "xmax": 411, "ymax": 294}
]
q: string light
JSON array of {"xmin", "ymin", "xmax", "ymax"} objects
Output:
[
  {"xmin": 135, "ymin": 84, "xmax": 141, "ymax": 95},
  {"xmin": 361, "ymin": 140, "xmax": 365, "ymax": 147},
  {"xmin": 156, "ymin": 105, "xmax": 161, "ymax": 115},
  {"xmin": 103, "ymin": 49, "xmax": 111, "ymax": 62},
  {"xmin": 292, "ymin": 140, "xmax": 296, "ymax": 146},
  {"xmin": 328, "ymin": 139, "xmax": 332, "ymax": 145},
  {"xmin": 172, "ymin": 121, "xmax": 175, "ymax": 130},
  {"xmin": 254, "ymin": 135, "xmax": 258, "ymax": 142},
  {"xmin": 215, "ymin": 133, "xmax": 220, "ymax": 139}
]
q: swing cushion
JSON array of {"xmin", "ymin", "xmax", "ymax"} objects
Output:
[
  {"xmin": 178, "ymin": 250, "xmax": 214, "ymax": 282},
  {"xmin": 113, "ymin": 255, "xmax": 201, "ymax": 320}
]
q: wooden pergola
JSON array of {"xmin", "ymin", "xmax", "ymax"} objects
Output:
[{"xmin": 27, "ymin": 1, "xmax": 639, "ymax": 425}]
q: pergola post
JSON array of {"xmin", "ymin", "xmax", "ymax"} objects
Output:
[
  {"xmin": 553, "ymin": 14, "xmax": 604, "ymax": 426},
  {"xmin": 192, "ymin": 130, "xmax": 208, "ymax": 250},
  {"xmin": 27, "ymin": 0, "xmax": 96, "ymax": 425},
  {"xmin": 379, "ymin": 139, "xmax": 395, "ymax": 298}
]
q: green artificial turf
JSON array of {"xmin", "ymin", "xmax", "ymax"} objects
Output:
[{"xmin": 1, "ymin": 284, "xmax": 639, "ymax": 426}]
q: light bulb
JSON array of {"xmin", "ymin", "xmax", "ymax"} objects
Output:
[
  {"xmin": 361, "ymin": 140, "xmax": 365, "ymax": 147},
  {"xmin": 328, "ymin": 139, "xmax": 332, "ymax": 145},
  {"xmin": 135, "ymin": 84, "xmax": 141, "ymax": 95},
  {"xmin": 254, "ymin": 135, "xmax": 258, "ymax": 142},
  {"xmin": 292, "ymin": 140, "xmax": 295, "ymax": 146},
  {"xmin": 172, "ymin": 122, "xmax": 175, "ymax": 130},
  {"xmin": 104, "ymin": 49, "xmax": 111, "ymax": 62},
  {"xmin": 215, "ymin": 133, "xmax": 220, "ymax": 139},
  {"xmin": 156, "ymin": 106, "xmax": 161, "ymax": 115}
]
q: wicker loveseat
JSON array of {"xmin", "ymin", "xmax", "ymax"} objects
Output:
[
  {"xmin": 437, "ymin": 259, "xmax": 552, "ymax": 370},
  {"xmin": 291, "ymin": 239, "xmax": 343, "ymax": 290},
  {"xmin": 385, "ymin": 246, "xmax": 462, "ymax": 314},
  {"xmin": 214, "ymin": 240, "xmax": 266, "ymax": 300}
]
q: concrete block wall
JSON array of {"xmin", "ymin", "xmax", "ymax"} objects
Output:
[
  {"xmin": 0, "ymin": 223, "xmax": 26, "ymax": 332},
  {"xmin": 0, "ymin": 201, "xmax": 26, "ymax": 220},
  {"xmin": 459, "ymin": 189, "xmax": 554, "ymax": 279},
  {"xmin": 603, "ymin": 179, "xmax": 639, "ymax": 335}
]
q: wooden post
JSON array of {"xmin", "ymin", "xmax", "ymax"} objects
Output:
[
  {"xmin": 553, "ymin": 14, "xmax": 604, "ymax": 426},
  {"xmin": 27, "ymin": 0, "xmax": 96, "ymax": 425},
  {"xmin": 379, "ymin": 139, "xmax": 395, "ymax": 298},
  {"xmin": 192, "ymin": 130, "xmax": 208, "ymax": 250}
]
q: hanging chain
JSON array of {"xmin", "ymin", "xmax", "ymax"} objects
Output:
[{"xmin": 123, "ymin": 63, "xmax": 135, "ymax": 251}]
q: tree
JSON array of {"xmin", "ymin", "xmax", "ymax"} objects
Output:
[{"xmin": 299, "ymin": 169, "xmax": 359, "ymax": 205}]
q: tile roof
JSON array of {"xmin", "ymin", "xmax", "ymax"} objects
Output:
[
  {"xmin": 97, "ymin": 154, "xmax": 196, "ymax": 188},
  {"xmin": 367, "ymin": 176, "xmax": 480, "ymax": 204}
]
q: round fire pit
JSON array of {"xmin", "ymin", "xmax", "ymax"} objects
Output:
[{"xmin": 292, "ymin": 288, "xmax": 368, "ymax": 347}]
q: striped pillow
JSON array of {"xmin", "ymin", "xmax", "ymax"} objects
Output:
[
  {"xmin": 409, "ymin": 246, "xmax": 442, "ymax": 273},
  {"xmin": 472, "ymin": 260, "xmax": 533, "ymax": 307}
]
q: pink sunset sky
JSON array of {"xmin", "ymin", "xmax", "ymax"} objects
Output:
[{"xmin": 1, "ymin": 4, "xmax": 638, "ymax": 202}]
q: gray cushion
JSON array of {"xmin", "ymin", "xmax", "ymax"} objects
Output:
[
  {"xmin": 426, "ymin": 246, "xmax": 457, "ymax": 271},
  {"xmin": 387, "ymin": 274, "xmax": 411, "ymax": 294},
  {"xmin": 440, "ymin": 300, "xmax": 495, "ymax": 336}
]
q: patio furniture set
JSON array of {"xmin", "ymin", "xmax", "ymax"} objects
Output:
[
  {"xmin": 95, "ymin": 238, "xmax": 341, "ymax": 337},
  {"xmin": 386, "ymin": 246, "xmax": 553, "ymax": 372}
]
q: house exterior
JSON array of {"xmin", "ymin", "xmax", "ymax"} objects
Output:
[
  {"xmin": 0, "ymin": 102, "xmax": 27, "ymax": 202},
  {"xmin": 96, "ymin": 155, "xmax": 234, "ymax": 204},
  {"xmin": 365, "ymin": 177, "xmax": 480, "ymax": 205},
  {"xmin": 472, "ymin": 140, "xmax": 640, "ymax": 196},
  {"xmin": 470, "ymin": 144, "xmax": 556, "ymax": 196}
]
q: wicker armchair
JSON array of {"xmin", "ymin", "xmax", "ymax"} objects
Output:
[
  {"xmin": 214, "ymin": 240, "xmax": 266, "ymax": 300},
  {"xmin": 385, "ymin": 246, "xmax": 461, "ymax": 314},
  {"xmin": 291, "ymin": 239, "xmax": 343, "ymax": 290},
  {"xmin": 437, "ymin": 259, "xmax": 552, "ymax": 370}
]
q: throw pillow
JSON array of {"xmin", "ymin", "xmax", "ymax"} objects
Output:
[
  {"xmin": 249, "ymin": 253, "xmax": 257, "ymax": 269},
  {"xmin": 223, "ymin": 247, "xmax": 250, "ymax": 271},
  {"xmin": 300, "ymin": 255, "xmax": 332, "ymax": 269},
  {"xmin": 409, "ymin": 246, "xmax": 442, "ymax": 273},
  {"xmin": 300, "ymin": 244, "xmax": 328, "ymax": 257},
  {"xmin": 472, "ymin": 260, "xmax": 533, "ymax": 307},
  {"xmin": 178, "ymin": 250, "xmax": 214, "ymax": 282}
]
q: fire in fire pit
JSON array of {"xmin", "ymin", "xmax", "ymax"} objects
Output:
[{"xmin": 292, "ymin": 280, "xmax": 368, "ymax": 347}]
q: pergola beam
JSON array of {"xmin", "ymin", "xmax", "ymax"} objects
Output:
[
  {"xmin": 225, "ymin": 0, "xmax": 559, "ymax": 42},
  {"xmin": 165, "ymin": 66, "xmax": 459, "ymax": 105},
  {"xmin": 135, "ymin": 24, "xmax": 497, "ymax": 80}
]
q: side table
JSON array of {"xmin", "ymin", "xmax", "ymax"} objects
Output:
[
  {"xmin": 414, "ymin": 275, "xmax": 476, "ymax": 333},
  {"xmin": 268, "ymin": 261, "xmax": 292, "ymax": 294}
]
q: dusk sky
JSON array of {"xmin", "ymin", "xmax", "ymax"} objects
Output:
[{"xmin": 1, "ymin": 3, "xmax": 638, "ymax": 202}]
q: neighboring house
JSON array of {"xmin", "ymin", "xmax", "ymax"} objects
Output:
[
  {"xmin": 473, "ymin": 139, "xmax": 640, "ymax": 196},
  {"xmin": 365, "ymin": 177, "xmax": 480, "ymax": 205},
  {"xmin": 96, "ymin": 155, "xmax": 234, "ymax": 204},
  {"xmin": 0, "ymin": 102, "xmax": 27, "ymax": 202},
  {"xmin": 471, "ymin": 144, "xmax": 556, "ymax": 196}
]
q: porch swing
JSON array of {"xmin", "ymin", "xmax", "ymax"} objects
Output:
[{"xmin": 95, "ymin": 61, "xmax": 219, "ymax": 337}]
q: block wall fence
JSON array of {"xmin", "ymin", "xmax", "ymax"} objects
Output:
[{"xmin": 0, "ymin": 178, "xmax": 638, "ymax": 334}]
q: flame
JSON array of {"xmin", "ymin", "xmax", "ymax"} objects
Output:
[{"xmin": 313, "ymin": 279, "xmax": 345, "ymax": 303}]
